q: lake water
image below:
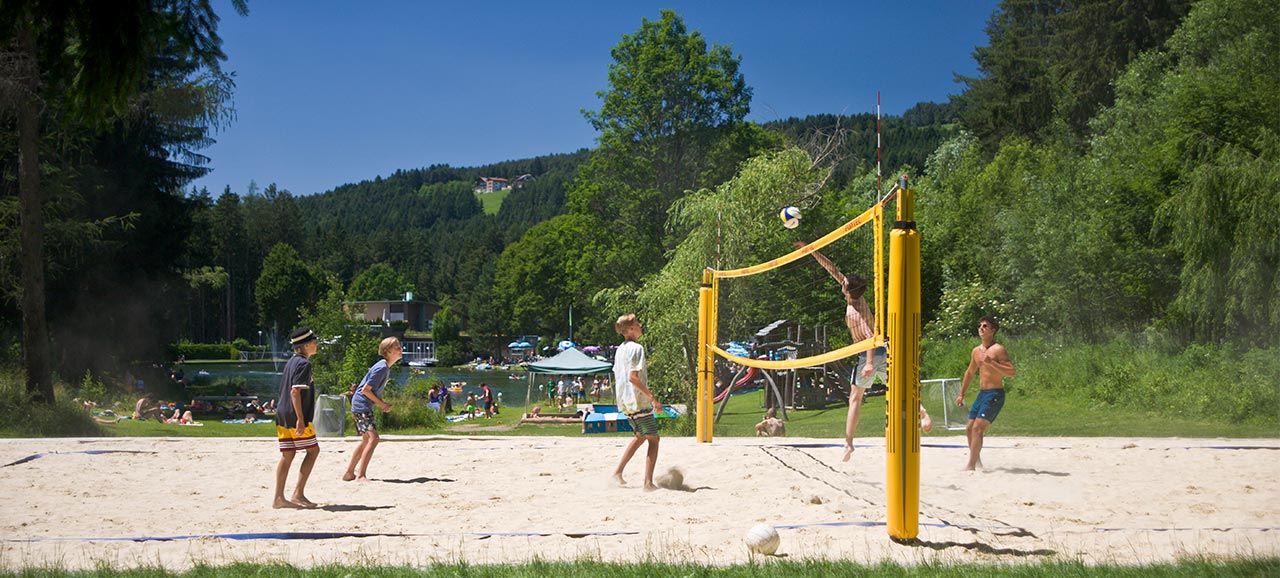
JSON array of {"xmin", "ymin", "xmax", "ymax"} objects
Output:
[{"xmin": 182, "ymin": 361, "xmax": 612, "ymax": 410}]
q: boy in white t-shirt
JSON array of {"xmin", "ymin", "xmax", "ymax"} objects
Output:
[{"xmin": 611, "ymin": 313, "xmax": 661, "ymax": 491}]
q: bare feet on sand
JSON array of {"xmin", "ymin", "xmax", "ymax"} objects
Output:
[
  {"xmin": 292, "ymin": 496, "xmax": 319, "ymax": 509},
  {"xmin": 611, "ymin": 473, "xmax": 626, "ymax": 487},
  {"xmin": 272, "ymin": 498, "xmax": 304, "ymax": 509},
  {"xmin": 842, "ymin": 443, "xmax": 855, "ymax": 462},
  {"xmin": 342, "ymin": 473, "xmax": 356, "ymax": 481},
  {"xmin": 643, "ymin": 483, "xmax": 658, "ymax": 492}
]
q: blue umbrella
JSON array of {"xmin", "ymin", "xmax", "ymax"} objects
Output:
[{"xmin": 558, "ymin": 340, "xmax": 576, "ymax": 350}]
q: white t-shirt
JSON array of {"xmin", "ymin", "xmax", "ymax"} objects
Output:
[{"xmin": 613, "ymin": 340, "xmax": 650, "ymax": 414}]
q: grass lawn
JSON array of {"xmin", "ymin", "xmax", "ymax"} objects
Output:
[
  {"xmin": 688, "ymin": 388, "xmax": 1278, "ymax": 439},
  {"xmin": 477, "ymin": 188, "xmax": 510, "ymax": 214},
  {"xmin": 82, "ymin": 385, "xmax": 1278, "ymax": 439}
]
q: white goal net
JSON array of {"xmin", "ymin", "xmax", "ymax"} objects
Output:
[{"xmin": 921, "ymin": 378, "xmax": 966, "ymax": 431}]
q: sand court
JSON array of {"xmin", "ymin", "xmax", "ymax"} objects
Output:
[{"xmin": 0, "ymin": 435, "xmax": 1276, "ymax": 569}]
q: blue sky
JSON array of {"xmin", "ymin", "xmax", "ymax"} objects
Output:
[{"xmin": 192, "ymin": 1, "xmax": 1000, "ymax": 198}]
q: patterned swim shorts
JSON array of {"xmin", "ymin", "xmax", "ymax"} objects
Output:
[{"xmin": 352, "ymin": 411, "xmax": 377, "ymax": 434}]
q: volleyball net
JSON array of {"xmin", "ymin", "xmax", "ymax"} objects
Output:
[
  {"xmin": 703, "ymin": 199, "xmax": 888, "ymax": 373},
  {"xmin": 694, "ymin": 176, "xmax": 922, "ymax": 540}
]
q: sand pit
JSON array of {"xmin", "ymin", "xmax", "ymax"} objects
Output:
[{"xmin": 0, "ymin": 435, "xmax": 1276, "ymax": 569}]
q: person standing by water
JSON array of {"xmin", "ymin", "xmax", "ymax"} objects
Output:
[
  {"xmin": 343, "ymin": 337, "xmax": 400, "ymax": 482},
  {"xmin": 273, "ymin": 327, "xmax": 321, "ymax": 509},
  {"xmin": 956, "ymin": 316, "xmax": 1015, "ymax": 471},
  {"xmin": 611, "ymin": 313, "xmax": 662, "ymax": 492},
  {"xmin": 480, "ymin": 383, "xmax": 495, "ymax": 418}
]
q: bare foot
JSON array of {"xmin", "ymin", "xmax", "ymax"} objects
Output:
[
  {"xmin": 292, "ymin": 496, "xmax": 319, "ymax": 509},
  {"xmin": 272, "ymin": 498, "xmax": 304, "ymax": 509},
  {"xmin": 842, "ymin": 443, "xmax": 854, "ymax": 462},
  {"xmin": 921, "ymin": 414, "xmax": 933, "ymax": 434},
  {"xmin": 611, "ymin": 473, "xmax": 626, "ymax": 487},
  {"xmin": 356, "ymin": 476, "xmax": 370, "ymax": 483},
  {"xmin": 642, "ymin": 483, "xmax": 658, "ymax": 492},
  {"xmin": 342, "ymin": 473, "xmax": 356, "ymax": 481}
]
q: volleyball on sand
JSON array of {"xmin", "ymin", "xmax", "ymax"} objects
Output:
[
  {"xmin": 779, "ymin": 206, "xmax": 801, "ymax": 229},
  {"xmin": 744, "ymin": 523, "xmax": 780, "ymax": 555}
]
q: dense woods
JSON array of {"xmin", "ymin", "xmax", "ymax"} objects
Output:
[{"xmin": 2, "ymin": 0, "xmax": 1275, "ymax": 416}]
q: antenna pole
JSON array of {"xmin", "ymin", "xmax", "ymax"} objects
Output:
[{"xmin": 877, "ymin": 91, "xmax": 882, "ymax": 196}]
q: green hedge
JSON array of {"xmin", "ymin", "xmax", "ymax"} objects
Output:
[{"xmin": 168, "ymin": 341, "xmax": 238, "ymax": 361}]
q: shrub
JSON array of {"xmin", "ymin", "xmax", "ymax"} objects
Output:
[
  {"xmin": 0, "ymin": 368, "xmax": 102, "ymax": 437},
  {"xmin": 168, "ymin": 341, "xmax": 236, "ymax": 361},
  {"xmin": 79, "ymin": 370, "xmax": 107, "ymax": 401},
  {"xmin": 366, "ymin": 374, "xmax": 445, "ymax": 430}
]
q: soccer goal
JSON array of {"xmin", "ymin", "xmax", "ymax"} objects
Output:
[{"xmin": 922, "ymin": 378, "xmax": 966, "ymax": 431}]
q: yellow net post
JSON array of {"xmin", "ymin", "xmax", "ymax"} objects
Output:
[
  {"xmin": 696, "ymin": 268, "xmax": 714, "ymax": 442},
  {"xmin": 886, "ymin": 176, "xmax": 921, "ymax": 540}
]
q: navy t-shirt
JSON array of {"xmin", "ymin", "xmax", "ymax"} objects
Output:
[{"xmin": 275, "ymin": 355, "xmax": 315, "ymax": 427}]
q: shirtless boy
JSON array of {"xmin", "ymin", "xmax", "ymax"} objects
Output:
[{"xmin": 956, "ymin": 315, "xmax": 1016, "ymax": 471}]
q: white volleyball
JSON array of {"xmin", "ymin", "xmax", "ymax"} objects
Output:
[
  {"xmin": 744, "ymin": 523, "xmax": 780, "ymax": 555},
  {"xmin": 779, "ymin": 206, "xmax": 801, "ymax": 229}
]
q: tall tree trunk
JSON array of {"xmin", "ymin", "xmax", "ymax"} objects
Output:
[{"xmin": 15, "ymin": 21, "xmax": 53, "ymax": 403}]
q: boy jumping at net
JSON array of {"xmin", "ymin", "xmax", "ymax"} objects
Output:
[
  {"xmin": 798, "ymin": 242, "xmax": 931, "ymax": 462},
  {"xmin": 611, "ymin": 313, "xmax": 662, "ymax": 491}
]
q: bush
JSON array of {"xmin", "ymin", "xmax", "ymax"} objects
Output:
[
  {"xmin": 436, "ymin": 342, "xmax": 465, "ymax": 366},
  {"xmin": 0, "ymin": 368, "xmax": 102, "ymax": 437},
  {"xmin": 381, "ymin": 389, "xmax": 446, "ymax": 430},
  {"xmin": 79, "ymin": 370, "xmax": 107, "ymax": 401},
  {"xmin": 944, "ymin": 332, "xmax": 1280, "ymax": 425},
  {"xmin": 926, "ymin": 277, "xmax": 1032, "ymax": 340},
  {"xmin": 168, "ymin": 341, "xmax": 236, "ymax": 361}
]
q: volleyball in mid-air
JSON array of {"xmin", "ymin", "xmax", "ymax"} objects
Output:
[
  {"xmin": 744, "ymin": 523, "xmax": 780, "ymax": 555},
  {"xmin": 779, "ymin": 206, "xmax": 801, "ymax": 229}
]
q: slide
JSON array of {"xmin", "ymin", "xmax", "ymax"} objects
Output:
[{"xmin": 714, "ymin": 366, "xmax": 761, "ymax": 403}]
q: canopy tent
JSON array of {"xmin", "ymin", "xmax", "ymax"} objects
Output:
[{"xmin": 524, "ymin": 347, "xmax": 613, "ymax": 410}]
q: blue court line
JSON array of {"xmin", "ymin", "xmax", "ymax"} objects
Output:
[
  {"xmin": 1095, "ymin": 526, "xmax": 1278, "ymax": 532},
  {"xmin": 2, "ymin": 450, "xmax": 156, "ymax": 468},
  {"xmin": 776, "ymin": 520, "xmax": 1280, "ymax": 533},
  {"xmin": 0, "ymin": 530, "xmax": 640, "ymax": 544},
  {"xmin": 778, "ymin": 442, "xmax": 1014, "ymax": 450},
  {"xmin": 778, "ymin": 443, "xmax": 1280, "ymax": 451}
]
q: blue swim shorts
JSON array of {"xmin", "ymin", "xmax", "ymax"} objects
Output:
[{"xmin": 968, "ymin": 389, "xmax": 1006, "ymax": 423}]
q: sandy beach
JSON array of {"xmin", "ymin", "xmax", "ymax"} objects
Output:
[{"xmin": 0, "ymin": 435, "xmax": 1276, "ymax": 569}]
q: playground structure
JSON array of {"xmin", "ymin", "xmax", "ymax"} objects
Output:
[
  {"xmin": 711, "ymin": 321, "xmax": 852, "ymax": 424},
  {"xmin": 696, "ymin": 175, "xmax": 922, "ymax": 540}
]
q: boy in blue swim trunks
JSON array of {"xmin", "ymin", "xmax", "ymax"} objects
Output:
[{"xmin": 956, "ymin": 316, "xmax": 1016, "ymax": 471}]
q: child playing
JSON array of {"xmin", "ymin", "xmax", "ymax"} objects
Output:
[
  {"xmin": 611, "ymin": 313, "xmax": 661, "ymax": 491},
  {"xmin": 273, "ymin": 327, "xmax": 321, "ymax": 509},
  {"xmin": 343, "ymin": 336, "xmax": 400, "ymax": 482}
]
